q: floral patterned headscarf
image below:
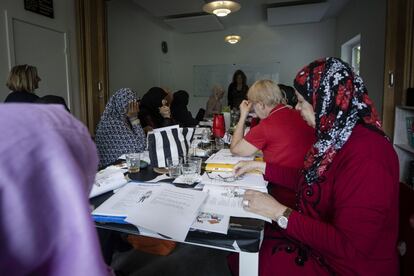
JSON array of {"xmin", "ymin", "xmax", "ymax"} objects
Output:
[{"xmin": 294, "ymin": 57, "xmax": 385, "ymax": 185}]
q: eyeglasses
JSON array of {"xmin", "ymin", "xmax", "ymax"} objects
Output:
[{"xmin": 206, "ymin": 172, "xmax": 243, "ymax": 183}]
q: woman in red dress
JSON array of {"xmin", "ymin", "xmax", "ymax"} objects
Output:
[{"xmin": 230, "ymin": 57, "xmax": 399, "ymax": 275}]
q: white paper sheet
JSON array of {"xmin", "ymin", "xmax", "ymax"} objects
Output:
[
  {"xmin": 92, "ymin": 183, "xmax": 159, "ymax": 216},
  {"xmin": 125, "ymin": 184, "xmax": 208, "ymax": 242},
  {"xmin": 205, "ymin": 149, "xmax": 254, "ymax": 164},
  {"xmin": 89, "ymin": 166, "xmax": 128, "ymax": 198},
  {"xmin": 200, "ymin": 172, "xmax": 267, "ymax": 189},
  {"xmin": 201, "ymin": 185, "xmax": 271, "ymax": 222},
  {"xmin": 191, "ymin": 212, "xmax": 230, "ymax": 234}
]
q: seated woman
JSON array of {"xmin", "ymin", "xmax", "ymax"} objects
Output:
[
  {"xmin": 95, "ymin": 88, "xmax": 146, "ymax": 168},
  {"xmin": 205, "ymin": 85, "xmax": 224, "ymax": 118},
  {"xmin": 4, "ymin": 64, "xmax": 41, "ymax": 103},
  {"xmin": 139, "ymin": 87, "xmax": 174, "ymax": 131},
  {"xmin": 0, "ymin": 104, "xmax": 109, "ymax": 275},
  {"xmin": 230, "ymin": 79, "xmax": 314, "ymax": 207},
  {"xmin": 230, "ymin": 57, "xmax": 399, "ymax": 275},
  {"xmin": 170, "ymin": 90, "xmax": 198, "ymax": 127}
]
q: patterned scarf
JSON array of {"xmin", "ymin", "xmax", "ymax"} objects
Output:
[
  {"xmin": 294, "ymin": 57, "xmax": 384, "ymax": 185},
  {"xmin": 95, "ymin": 88, "xmax": 146, "ymax": 167}
]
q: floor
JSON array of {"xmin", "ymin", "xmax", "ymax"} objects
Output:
[{"xmin": 111, "ymin": 243, "xmax": 233, "ymax": 276}]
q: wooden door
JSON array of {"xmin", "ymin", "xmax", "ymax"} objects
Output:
[
  {"xmin": 382, "ymin": 0, "xmax": 414, "ymax": 137},
  {"xmin": 76, "ymin": 0, "xmax": 109, "ymax": 135}
]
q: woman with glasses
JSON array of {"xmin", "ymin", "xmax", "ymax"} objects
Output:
[
  {"xmin": 229, "ymin": 58, "xmax": 398, "ymax": 275},
  {"xmin": 230, "ymin": 79, "xmax": 315, "ymax": 208},
  {"xmin": 4, "ymin": 64, "xmax": 41, "ymax": 103}
]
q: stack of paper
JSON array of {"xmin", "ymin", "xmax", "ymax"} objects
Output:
[
  {"xmin": 89, "ymin": 165, "xmax": 128, "ymax": 198},
  {"xmin": 205, "ymin": 149, "xmax": 254, "ymax": 165},
  {"xmin": 92, "ymin": 183, "xmax": 208, "ymax": 242},
  {"xmin": 199, "ymin": 171, "xmax": 270, "ymax": 222}
]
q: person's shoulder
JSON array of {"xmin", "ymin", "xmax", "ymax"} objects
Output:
[{"xmin": 341, "ymin": 125, "xmax": 396, "ymax": 163}]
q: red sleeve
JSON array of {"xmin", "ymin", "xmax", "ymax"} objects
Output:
[
  {"xmin": 285, "ymin": 155, "xmax": 399, "ymax": 259},
  {"xmin": 244, "ymin": 122, "xmax": 267, "ymax": 150},
  {"xmin": 264, "ymin": 163, "xmax": 301, "ymax": 190}
]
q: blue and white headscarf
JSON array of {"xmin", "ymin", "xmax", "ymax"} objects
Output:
[{"xmin": 95, "ymin": 88, "xmax": 146, "ymax": 167}]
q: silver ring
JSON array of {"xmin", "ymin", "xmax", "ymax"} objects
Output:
[{"xmin": 242, "ymin": 199, "xmax": 249, "ymax": 207}]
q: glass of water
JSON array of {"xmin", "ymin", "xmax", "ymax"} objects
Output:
[
  {"xmin": 181, "ymin": 161, "xmax": 198, "ymax": 183},
  {"xmin": 126, "ymin": 153, "xmax": 141, "ymax": 173},
  {"xmin": 187, "ymin": 156, "xmax": 202, "ymax": 175},
  {"xmin": 166, "ymin": 156, "xmax": 182, "ymax": 178}
]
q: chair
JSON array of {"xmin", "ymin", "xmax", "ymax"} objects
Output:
[{"xmin": 398, "ymin": 183, "xmax": 414, "ymax": 275}]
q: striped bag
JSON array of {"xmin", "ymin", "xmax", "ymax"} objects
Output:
[{"xmin": 147, "ymin": 125, "xmax": 195, "ymax": 168}]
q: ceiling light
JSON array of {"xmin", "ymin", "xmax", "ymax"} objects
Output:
[
  {"xmin": 225, "ymin": 35, "xmax": 241, "ymax": 44},
  {"xmin": 203, "ymin": 1, "xmax": 241, "ymax": 17}
]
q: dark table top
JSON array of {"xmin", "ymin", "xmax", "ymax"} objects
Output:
[{"xmin": 91, "ymin": 161, "xmax": 264, "ymax": 253}]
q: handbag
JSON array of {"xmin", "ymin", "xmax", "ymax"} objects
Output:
[{"xmin": 147, "ymin": 125, "xmax": 195, "ymax": 167}]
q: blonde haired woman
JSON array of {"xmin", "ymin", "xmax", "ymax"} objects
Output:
[
  {"xmin": 5, "ymin": 64, "xmax": 41, "ymax": 103},
  {"xmin": 230, "ymin": 79, "xmax": 314, "ymax": 208},
  {"xmin": 205, "ymin": 85, "xmax": 224, "ymax": 118}
]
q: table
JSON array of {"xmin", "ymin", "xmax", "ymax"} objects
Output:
[{"xmin": 91, "ymin": 163, "xmax": 264, "ymax": 276}]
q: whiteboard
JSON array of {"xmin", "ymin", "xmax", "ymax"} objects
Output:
[{"xmin": 193, "ymin": 62, "xmax": 280, "ymax": 98}]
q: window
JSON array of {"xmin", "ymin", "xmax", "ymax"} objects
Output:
[
  {"xmin": 341, "ymin": 34, "xmax": 361, "ymax": 75},
  {"xmin": 351, "ymin": 44, "xmax": 361, "ymax": 75}
]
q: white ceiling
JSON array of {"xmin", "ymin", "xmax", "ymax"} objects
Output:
[{"xmin": 132, "ymin": 0, "xmax": 350, "ymax": 33}]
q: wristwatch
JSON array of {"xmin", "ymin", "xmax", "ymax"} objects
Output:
[{"xmin": 276, "ymin": 207, "xmax": 293, "ymax": 229}]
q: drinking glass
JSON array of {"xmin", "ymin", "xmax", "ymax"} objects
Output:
[
  {"xmin": 126, "ymin": 153, "xmax": 141, "ymax": 173},
  {"xmin": 166, "ymin": 156, "xmax": 182, "ymax": 178},
  {"xmin": 187, "ymin": 156, "xmax": 202, "ymax": 174},
  {"xmin": 181, "ymin": 161, "xmax": 198, "ymax": 183}
]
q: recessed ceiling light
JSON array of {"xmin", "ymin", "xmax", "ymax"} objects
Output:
[
  {"xmin": 225, "ymin": 35, "xmax": 241, "ymax": 44},
  {"xmin": 203, "ymin": 1, "xmax": 241, "ymax": 17}
]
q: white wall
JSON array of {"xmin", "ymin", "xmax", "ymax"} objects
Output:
[
  {"xmin": 0, "ymin": 0, "xmax": 81, "ymax": 116},
  {"xmin": 171, "ymin": 20, "xmax": 336, "ymax": 114},
  {"xmin": 336, "ymin": 0, "xmax": 386, "ymax": 116},
  {"xmin": 106, "ymin": 0, "xmax": 173, "ymax": 97}
]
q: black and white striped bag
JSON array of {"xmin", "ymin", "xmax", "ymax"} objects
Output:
[{"xmin": 147, "ymin": 125, "xmax": 195, "ymax": 168}]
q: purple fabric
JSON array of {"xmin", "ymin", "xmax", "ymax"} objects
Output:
[{"xmin": 0, "ymin": 104, "xmax": 109, "ymax": 275}]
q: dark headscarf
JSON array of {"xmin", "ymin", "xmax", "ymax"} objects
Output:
[
  {"xmin": 139, "ymin": 87, "xmax": 168, "ymax": 128},
  {"xmin": 171, "ymin": 90, "xmax": 198, "ymax": 127},
  {"xmin": 278, "ymin": 84, "xmax": 297, "ymax": 107},
  {"xmin": 36, "ymin": 95, "xmax": 70, "ymax": 112},
  {"xmin": 294, "ymin": 57, "xmax": 384, "ymax": 185}
]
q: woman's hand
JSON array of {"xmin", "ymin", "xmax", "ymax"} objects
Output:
[
  {"xmin": 159, "ymin": 105, "xmax": 171, "ymax": 118},
  {"xmin": 242, "ymin": 190, "xmax": 286, "ymax": 221},
  {"xmin": 233, "ymin": 161, "xmax": 266, "ymax": 177},
  {"xmin": 127, "ymin": 100, "xmax": 139, "ymax": 120},
  {"xmin": 239, "ymin": 100, "xmax": 252, "ymax": 119}
]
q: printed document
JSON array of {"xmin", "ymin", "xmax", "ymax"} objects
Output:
[
  {"xmin": 92, "ymin": 183, "xmax": 159, "ymax": 217},
  {"xmin": 201, "ymin": 185, "xmax": 271, "ymax": 222},
  {"xmin": 124, "ymin": 183, "xmax": 208, "ymax": 242},
  {"xmin": 191, "ymin": 212, "xmax": 230, "ymax": 235},
  {"xmin": 201, "ymin": 172, "xmax": 267, "ymax": 189}
]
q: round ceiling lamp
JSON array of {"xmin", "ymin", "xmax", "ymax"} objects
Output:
[
  {"xmin": 225, "ymin": 35, "xmax": 241, "ymax": 44},
  {"xmin": 203, "ymin": 1, "xmax": 241, "ymax": 17}
]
